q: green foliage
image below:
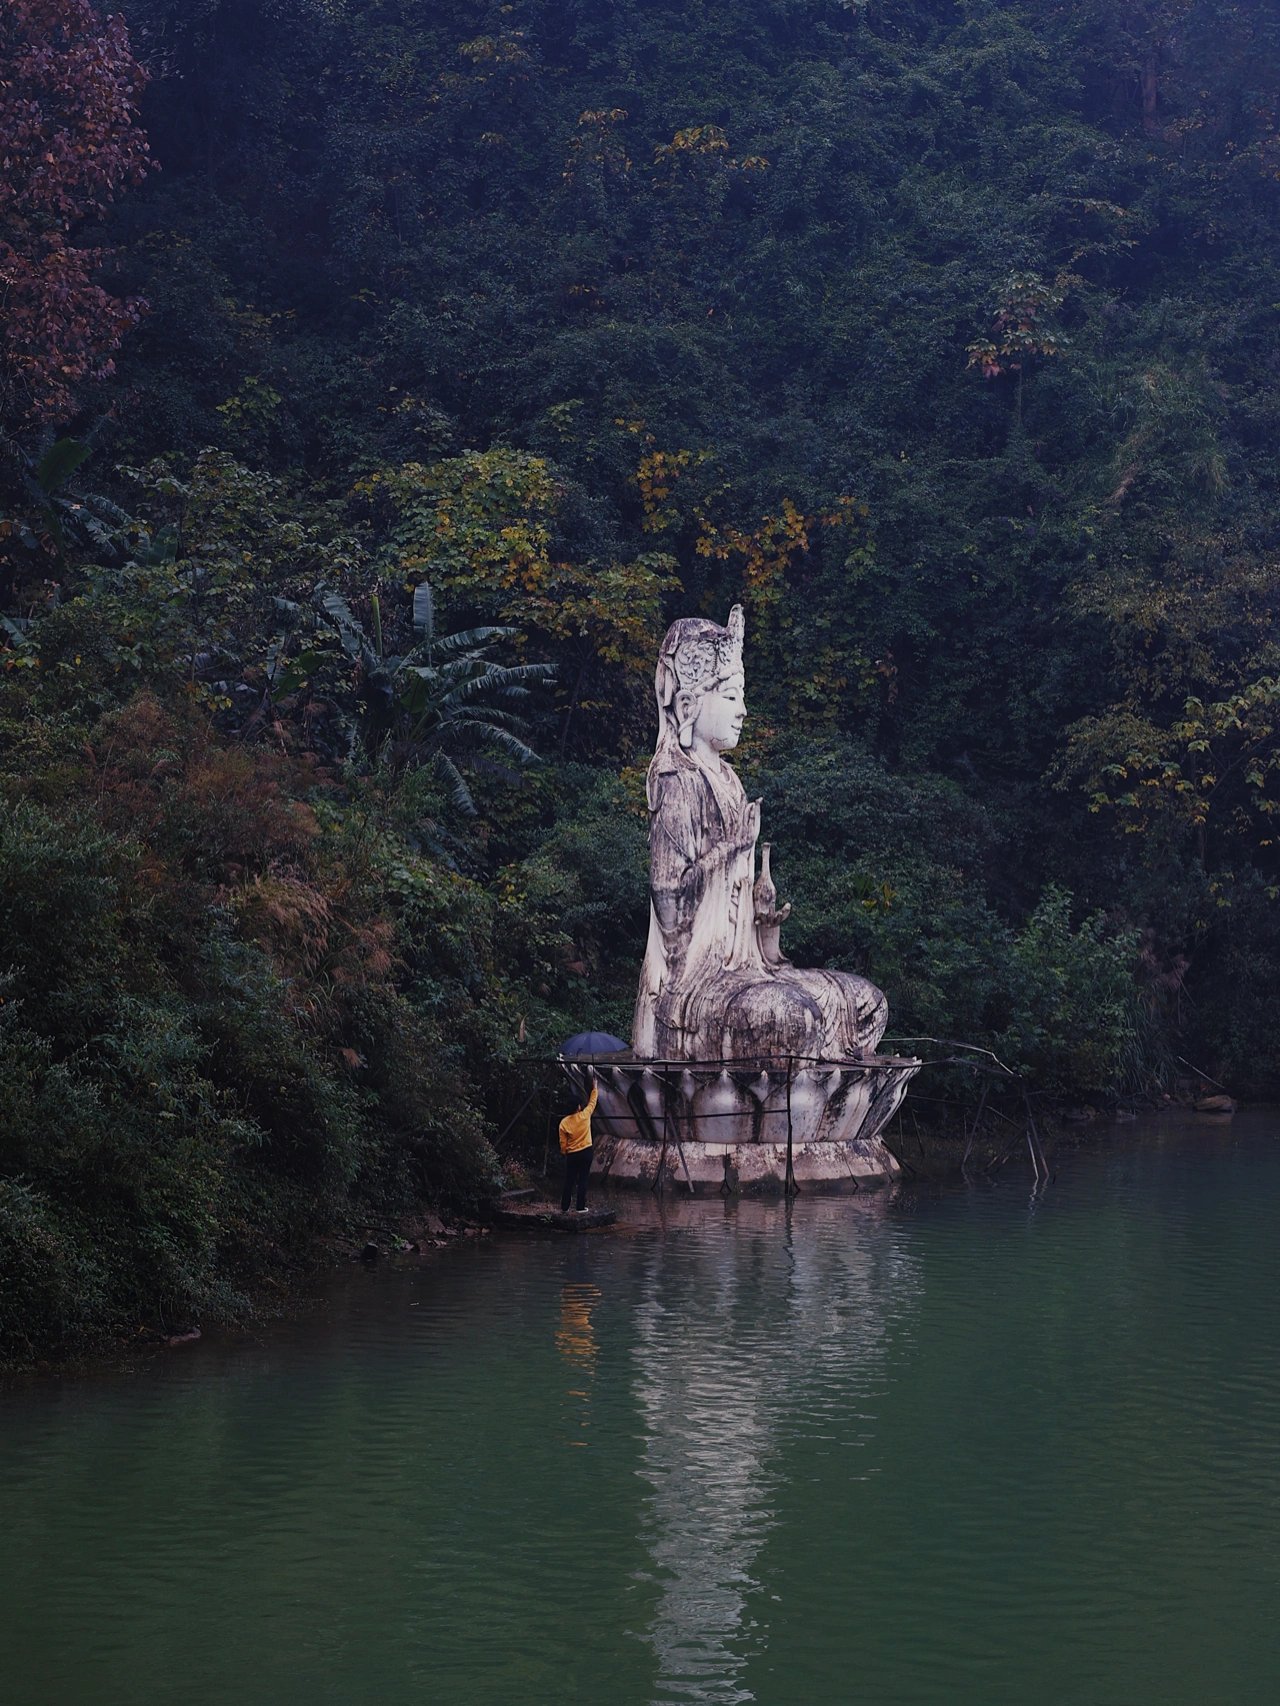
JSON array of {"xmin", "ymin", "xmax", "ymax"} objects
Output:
[
  {"xmin": 35, "ymin": 438, "xmax": 92, "ymax": 497},
  {"xmin": 290, "ymin": 576, "xmax": 555, "ymax": 807},
  {"xmin": 0, "ymin": 702, "xmax": 502, "ymax": 1364},
  {"xmin": 754, "ymin": 740, "xmax": 1152, "ymax": 1096},
  {"xmin": 998, "ymin": 891, "xmax": 1145, "ymax": 1097},
  {"xmin": 493, "ymin": 764, "xmax": 651, "ymax": 1048},
  {"xmin": 357, "ymin": 446, "xmax": 677, "ymax": 750}
]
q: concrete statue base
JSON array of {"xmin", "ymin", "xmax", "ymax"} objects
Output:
[{"xmin": 565, "ymin": 1056, "xmax": 920, "ymax": 1194}]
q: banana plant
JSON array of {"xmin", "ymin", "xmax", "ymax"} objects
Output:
[
  {"xmin": 0, "ymin": 435, "xmax": 134, "ymax": 583},
  {"xmin": 267, "ymin": 581, "xmax": 554, "ymax": 810}
]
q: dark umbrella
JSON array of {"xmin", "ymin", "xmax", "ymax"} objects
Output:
[{"xmin": 559, "ymin": 1031, "xmax": 629, "ymax": 1059}]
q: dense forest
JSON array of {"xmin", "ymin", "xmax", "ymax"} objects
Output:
[{"xmin": 3, "ymin": 0, "xmax": 1279, "ymax": 1359}]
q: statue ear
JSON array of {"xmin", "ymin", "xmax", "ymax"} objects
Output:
[{"xmin": 675, "ymin": 690, "xmax": 696, "ymax": 748}]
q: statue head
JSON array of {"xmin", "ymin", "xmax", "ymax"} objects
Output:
[{"xmin": 654, "ymin": 605, "xmax": 746, "ymax": 759}]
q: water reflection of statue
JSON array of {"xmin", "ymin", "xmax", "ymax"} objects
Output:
[
  {"xmin": 630, "ymin": 1197, "xmax": 916, "ymax": 1701},
  {"xmin": 633, "ymin": 605, "xmax": 888, "ymax": 1063}
]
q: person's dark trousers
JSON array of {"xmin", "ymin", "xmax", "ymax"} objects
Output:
[{"xmin": 561, "ymin": 1147, "xmax": 593, "ymax": 1212}]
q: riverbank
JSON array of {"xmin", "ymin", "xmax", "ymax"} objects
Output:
[{"xmin": 0, "ymin": 1205, "xmax": 496, "ymax": 1382}]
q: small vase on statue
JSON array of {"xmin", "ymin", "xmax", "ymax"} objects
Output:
[{"xmin": 752, "ymin": 842, "xmax": 792, "ymax": 969}]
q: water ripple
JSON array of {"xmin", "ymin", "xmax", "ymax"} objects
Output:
[{"xmin": 4, "ymin": 1113, "xmax": 1280, "ymax": 1705}]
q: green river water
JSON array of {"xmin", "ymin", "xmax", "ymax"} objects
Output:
[{"xmin": 4, "ymin": 1111, "xmax": 1280, "ymax": 1706}]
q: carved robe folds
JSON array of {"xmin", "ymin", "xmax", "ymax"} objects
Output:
[{"xmin": 632, "ymin": 750, "xmax": 888, "ymax": 1063}]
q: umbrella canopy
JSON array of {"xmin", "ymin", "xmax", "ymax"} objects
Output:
[{"xmin": 559, "ymin": 1030, "xmax": 629, "ymax": 1059}]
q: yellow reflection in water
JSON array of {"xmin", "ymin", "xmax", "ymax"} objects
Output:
[{"xmin": 556, "ymin": 1281, "xmax": 601, "ymax": 1446}]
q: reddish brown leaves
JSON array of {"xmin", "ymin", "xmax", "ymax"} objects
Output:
[{"xmin": 0, "ymin": 1, "xmax": 151, "ymax": 425}]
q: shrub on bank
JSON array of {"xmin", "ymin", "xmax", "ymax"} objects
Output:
[{"xmin": 0, "ymin": 699, "xmax": 500, "ymax": 1364}]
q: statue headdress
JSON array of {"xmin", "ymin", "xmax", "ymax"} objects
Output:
[
  {"xmin": 664, "ymin": 604, "xmax": 744, "ymax": 700},
  {"xmin": 650, "ymin": 606, "xmax": 745, "ymax": 793}
]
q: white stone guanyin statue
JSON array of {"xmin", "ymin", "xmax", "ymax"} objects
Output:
[{"xmin": 632, "ymin": 604, "xmax": 889, "ymax": 1063}]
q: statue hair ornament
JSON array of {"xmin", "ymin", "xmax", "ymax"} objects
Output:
[
  {"xmin": 653, "ymin": 604, "xmax": 746, "ymax": 741},
  {"xmin": 671, "ymin": 605, "xmax": 744, "ymax": 691}
]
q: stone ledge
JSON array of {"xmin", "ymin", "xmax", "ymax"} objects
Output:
[{"xmin": 591, "ymin": 1134, "xmax": 900, "ymax": 1195}]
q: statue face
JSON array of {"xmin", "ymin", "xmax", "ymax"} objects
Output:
[{"xmin": 692, "ymin": 672, "xmax": 746, "ymax": 753}]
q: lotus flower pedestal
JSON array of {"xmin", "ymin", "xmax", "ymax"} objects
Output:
[{"xmin": 566, "ymin": 1056, "xmax": 920, "ymax": 1195}]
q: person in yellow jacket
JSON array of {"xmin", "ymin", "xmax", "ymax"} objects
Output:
[{"xmin": 559, "ymin": 1071, "xmax": 597, "ymax": 1214}]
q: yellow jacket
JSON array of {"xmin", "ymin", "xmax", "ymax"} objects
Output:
[{"xmin": 559, "ymin": 1080, "xmax": 597, "ymax": 1155}]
